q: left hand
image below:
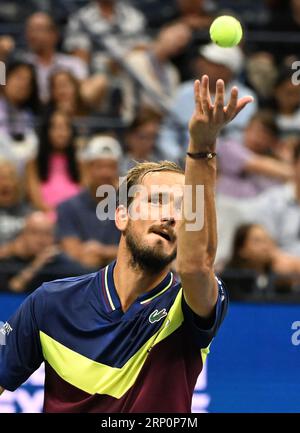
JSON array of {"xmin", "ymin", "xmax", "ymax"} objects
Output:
[{"xmin": 189, "ymin": 75, "xmax": 254, "ymax": 152}]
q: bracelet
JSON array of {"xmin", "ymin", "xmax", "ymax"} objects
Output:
[{"xmin": 186, "ymin": 152, "xmax": 217, "ymax": 160}]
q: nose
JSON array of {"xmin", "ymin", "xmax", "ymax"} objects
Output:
[{"xmin": 161, "ymin": 216, "xmax": 176, "ymax": 227}]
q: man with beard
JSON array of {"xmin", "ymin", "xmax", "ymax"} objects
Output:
[{"xmin": 0, "ymin": 76, "xmax": 253, "ymax": 412}]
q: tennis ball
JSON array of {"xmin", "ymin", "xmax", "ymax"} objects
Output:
[{"xmin": 210, "ymin": 16, "xmax": 243, "ymax": 48}]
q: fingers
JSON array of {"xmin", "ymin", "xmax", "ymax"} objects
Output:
[
  {"xmin": 225, "ymin": 86, "xmax": 239, "ymax": 119},
  {"xmin": 194, "ymin": 79, "xmax": 203, "ymax": 115},
  {"xmin": 214, "ymin": 79, "xmax": 225, "ymax": 123},
  {"xmin": 232, "ymin": 96, "xmax": 254, "ymax": 120},
  {"xmin": 200, "ymin": 75, "xmax": 211, "ymax": 115}
]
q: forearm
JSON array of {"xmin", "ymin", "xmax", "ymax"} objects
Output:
[
  {"xmin": 177, "ymin": 146, "xmax": 218, "ymax": 317},
  {"xmin": 246, "ymin": 156, "xmax": 292, "ymax": 181},
  {"xmin": 9, "ymin": 264, "xmax": 39, "ymax": 293},
  {"xmin": 177, "ymin": 153, "xmax": 217, "ymax": 270},
  {"xmin": 176, "ymin": 75, "xmax": 252, "ymax": 315},
  {"xmin": 101, "ymin": 245, "xmax": 118, "ymax": 262},
  {"xmin": 81, "ymin": 75, "xmax": 108, "ymax": 107}
]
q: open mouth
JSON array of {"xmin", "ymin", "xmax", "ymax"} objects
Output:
[{"xmin": 152, "ymin": 230, "xmax": 172, "ymax": 242}]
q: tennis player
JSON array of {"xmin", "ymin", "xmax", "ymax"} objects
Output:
[{"xmin": 0, "ymin": 76, "xmax": 253, "ymax": 412}]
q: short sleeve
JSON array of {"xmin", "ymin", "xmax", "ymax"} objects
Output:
[
  {"xmin": 56, "ymin": 201, "xmax": 79, "ymax": 241},
  {"xmin": 182, "ymin": 277, "xmax": 228, "ymax": 349},
  {"xmin": 63, "ymin": 14, "xmax": 92, "ymax": 53},
  {"xmin": 0, "ymin": 291, "xmax": 44, "ymax": 391}
]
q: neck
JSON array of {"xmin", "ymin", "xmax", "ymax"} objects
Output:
[
  {"xmin": 114, "ymin": 240, "xmax": 170, "ymax": 312},
  {"xmin": 98, "ymin": 1, "xmax": 115, "ymax": 19}
]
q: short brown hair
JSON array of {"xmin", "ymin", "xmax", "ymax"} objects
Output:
[{"xmin": 117, "ymin": 161, "xmax": 184, "ymax": 208}]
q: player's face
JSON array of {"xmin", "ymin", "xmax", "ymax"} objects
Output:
[{"xmin": 123, "ymin": 171, "xmax": 184, "ymax": 272}]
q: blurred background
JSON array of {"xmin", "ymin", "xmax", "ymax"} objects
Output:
[{"xmin": 0, "ymin": 0, "xmax": 300, "ymax": 413}]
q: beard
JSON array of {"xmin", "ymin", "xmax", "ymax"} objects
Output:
[{"xmin": 125, "ymin": 224, "xmax": 177, "ymax": 274}]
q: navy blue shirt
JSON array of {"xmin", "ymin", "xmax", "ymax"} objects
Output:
[
  {"xmin": 0, "ymin": 261, "xmax": 228, "ymax": 413},
  {"xmin": 56, "ymin": 189, "xmax": 120, "ymax": 244}
]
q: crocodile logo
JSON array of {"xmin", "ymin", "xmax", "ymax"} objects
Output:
[{"xmin": 149, "ymin": 308, "xmax": 168, "ymax": 324}]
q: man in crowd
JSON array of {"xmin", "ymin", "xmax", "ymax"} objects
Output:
[{"xmin": 56, "ymin": 135, "xmax": 122, "ymax": 269}]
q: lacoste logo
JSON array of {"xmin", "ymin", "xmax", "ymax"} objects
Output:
[{"xmin": 149, "ymin": 309, "xmax": 168, "ymax": 324}]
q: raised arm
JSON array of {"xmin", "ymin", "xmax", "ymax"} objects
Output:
[{"xmin": 177, "ymin": 75, "xmax": 253, "ymax": 318}]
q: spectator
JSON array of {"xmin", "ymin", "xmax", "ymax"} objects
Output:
[
  {"xmin": 120, "ymin": 110, "xmax": 164, "ymax": 175},
  {"xmin": 223, "ymin": 223, "xmax": 300, "ymax": 295},
  {"xmin": 264, "ymin": 0, "xmax": 300, "ymax": 63},
  {"xmin": 272, "ymin": 68, "xmax": 300, "ymax": 137},
  {"xmin": 26, "ymin": 111, "xmax": 82, "ymax": 212},
  {"xmin": 0, "ymin": 160, "xmax": 31, "ymax": 251},
  {"xmin": 124, "ymin": 22, "xmax": 191, "ymax": 114},
  {"xmin": 135, "ymin": 0, "xmax": 214, "ymax": 31},
  {"xmin": 158, "ymin": 43, "xmax": 257, "ymax": 163},
  {"xmin": 47, "ymin": 70, "xmax": 109, "ymax": 118},
  {"xmin": 47, "ymin": 70, "xmax": 88, "ymax": 117},
  {"xmin": 63, "ymin": 0, "xmax": 147, "ymax": 73},
  {"xmin": 0, "ymin": 211, "xmax": 89, "ymax": 293},
  {"xmin": 0, "ymin": 61, "xmax": 40, "ymax": 173},
  {"xmin": 217, "ymin": 111, "xmax": 292, "ymax": 198},
  {"xmin": 0, "ymin": 36, "xmax": 15, "ymax": 62},
  {"xmin": 173, "ymin": 0, "xmax": 214, "ymax": 31},
  {"xmin": 247, "ymin": 141, "xmax": 300, "ymax": 257},
  {"xmin": 56, "ymin": 135, "xmax": 122, "ymax": 268},
  {"xmin": 24, "ymin": 12, "xmax": 88, "ymax": 102}
]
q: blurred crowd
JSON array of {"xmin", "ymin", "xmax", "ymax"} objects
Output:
[{"xmin": 0, "ymin": 0, "xmax": 300, "ymax": 299}]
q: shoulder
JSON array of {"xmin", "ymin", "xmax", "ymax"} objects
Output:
[
  {"xmin": 119, "ymin": 3, "xmax": 145, "ymax": 21},
  {"xmin": 69, "ymin": 2, "xmax": 97, "ymax": 22},
  {"xmin": 31, "ymin": 271, "xmax": 98, "ymax": 314},
  {"xmin": 57, "ymin": 190, "xmax": 86, "ymax": 212}
]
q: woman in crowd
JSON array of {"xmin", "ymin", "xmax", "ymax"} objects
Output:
[
  {"xmin": 48, "ymin": 69, "xmax": 109, "ymax": 117},
  {"xmin": 224, "ymin": 223, "xmax": 300, "ymax": 293},
  {"xmin": 26, "ymin": 110, "xmax": 81, "ymax": 212},
  {"xmin": 0, "ymin": 61, "xmax": 40, "ymax": 173}
]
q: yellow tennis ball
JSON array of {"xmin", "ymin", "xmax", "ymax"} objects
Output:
[{"xmin": 210, "ymin": 16, "xmax": 243, "ymax": 48}]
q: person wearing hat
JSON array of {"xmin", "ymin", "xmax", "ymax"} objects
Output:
[
  {"xmin": 56, "ymin": 135, "xmax": 122, "ymax": 269},
  {"xmin": 158, "ymin": 43, "xmax": 257, "ymax": 163}
]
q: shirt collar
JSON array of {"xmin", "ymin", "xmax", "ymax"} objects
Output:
[{"xmin": 102, "ymin": 260, "xmax": 174, "ymax": 312}]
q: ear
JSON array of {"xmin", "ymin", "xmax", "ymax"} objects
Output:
[{"xmin": 115, "ymin": 205, "xmax": 129, "ymax": 231}]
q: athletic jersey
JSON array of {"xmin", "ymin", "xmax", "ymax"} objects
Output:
[{"xmin": 0, "ymin": 260, "xmax": 228, "ymax": 413}]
